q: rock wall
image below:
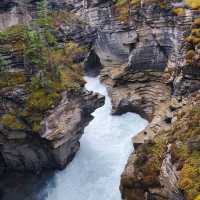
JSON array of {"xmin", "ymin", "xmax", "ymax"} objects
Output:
[
  {"xmin": 0, "ymin": 0, "xmax": 105, "ymax": 175},
  {"xmin": 2, "ymin": 0, "xmax": 200, "ymax": 199},
  {"xmin": 0, "ymin": 90, "xmax": 104, "ymax": 173},
  {"xmin": 69, "ymin": 0, "xmax": 200, "ymax": 199}
]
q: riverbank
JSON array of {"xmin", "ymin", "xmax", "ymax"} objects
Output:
[{"xmin": 0, "ymin": 76, "xmax": 148, "ymax": 200}]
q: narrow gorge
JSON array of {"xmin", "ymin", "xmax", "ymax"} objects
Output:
[
  {"xmin": 1, "ymin": 0, "xmax": 200, "ymax": 200},
  {"xmin": 0, "ymin": 76, "xmax": 148, "ymax": 199}
]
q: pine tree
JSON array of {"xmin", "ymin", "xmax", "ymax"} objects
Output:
[
  {"xmin": 36, "ymin": 0, "xmax": 48, "ymax": 18},
  {"xmin": 0, "ymin": 56, "xmax": 7, "ymax": 74}
]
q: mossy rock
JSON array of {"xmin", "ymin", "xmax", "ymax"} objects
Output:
[
  {"xmin": 113, "ymin": 0, "xmax": 141, "ymax": 23},
  {"xmin": 26, "ymin": 89, "xmax": 61, "ymax": 112},
  {"xmin": 0, "ymin": 11, "xmax": 87, "ymax": 134},
  {"xmin": 0, "ymin": 72, "xmax": 26, "ymax": 89},
  {"xmin": 0, "ymin": 113, "xmax": 25, "ymax": 130},
  {"xmin": 168, "ymin": 105, "xmax": 200, "ymax": 200},
  {"xmin": 134, "ymin": 137, "xmax": 167, "ymax": 187}
]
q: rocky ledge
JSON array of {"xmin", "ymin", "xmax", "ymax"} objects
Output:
[{"xmin": 0, "ymin": 89, "xmax": 104, "ymax": 174}]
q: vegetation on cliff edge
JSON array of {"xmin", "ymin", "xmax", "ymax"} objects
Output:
[
  {"xmin": 133, "ymin": 95, "xmax": 200, "ymax": 199},
  {"xmin": 0, "ymin": 5, "xmax": 86, "ymax": 133}
]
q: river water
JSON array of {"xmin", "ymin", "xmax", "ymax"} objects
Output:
[{"xmin": 0, "ymin": 76, "xmax": 148, "ymax": 200}]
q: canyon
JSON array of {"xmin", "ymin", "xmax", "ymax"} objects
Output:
[{"xmin": 1, "ymin": 0, "xmax": 200, "ymax": 200}]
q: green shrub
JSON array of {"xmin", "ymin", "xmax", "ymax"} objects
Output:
[
  {"xmin": 26, "ymin": 89, "xmax": 60, "ymax": 112},
  {"xmin": 0, "ymin": 72, "xmax": 26, "ymax": 89}
]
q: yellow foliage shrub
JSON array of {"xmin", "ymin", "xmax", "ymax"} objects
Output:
[
  {"xmin": 168, "ymin": 106, "xmax": 200, "ymax": 200},
  {"xmin": 195, "ymin": 195, "xmax": 200, "ymax": 200},
  {"xmin": 173, "ymin": 8, "xmax": 185, "ymax": 16},
  {"xmin": 0, "ymin": 113, "xmax": 25, "ymax": 130},
  {"xmin": 178, "ymin": 157, "xmax": 200, "ymax": 200},
  {"xmin": 194, "ymin": 18, "xmax": 200, "ymax": 26},
  {"xmin": 185, "ymin": 0, "xmax": 200, "ymax": 9},
  {"xmin": 192, "ymin": 28, "xmax": 200, "ymax": 37},
  {"xmin": 134, "ymin": 137, "xmax": 167, "ymax": 186},
  {"xmin": 186, "ymin": 50, "xmax": 196, "ymax": 62}
]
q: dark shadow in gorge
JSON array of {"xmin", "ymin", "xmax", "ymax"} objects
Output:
[
  {"xmin": 84, "ymin": 49, "xmax": 102, "ymax": 77},
  {"xmin": 0, "ymin": 170, "xmax": 56, "ymax": 200}
]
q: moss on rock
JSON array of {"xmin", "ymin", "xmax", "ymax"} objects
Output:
[
  {"xmin": 134, "ymin": 136, "xmax": 167, "ymax": 188},
  {"xmin": 168, "ymin": 105, "xmax": 200, "ymax": 200},
  {"xmin": 0, "ymin": 11, "xmax": 87, "ymax": 133},
  {"xmin": 0, "ymin": 113, "xmax": 25, "ymax": 130},
  {"xmin": 0, "ymin": 72, "xmax": 26, "ymax": 89}
]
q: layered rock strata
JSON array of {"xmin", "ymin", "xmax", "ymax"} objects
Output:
[
  {"xmin": 1, "ymin": 0, "xmax": 200, "ymax": 199},
  {"xmin": 0, "ymin": 89, "xmax": 104, "ymax": 174},
  {"xmin": 0, "ymin": 1, "xmax": 105, "ymax": 174},
  {"xmin": 69, "ymin": 0, "xmax": 200, "ymax": 199}
]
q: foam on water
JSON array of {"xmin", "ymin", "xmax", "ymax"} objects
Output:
[{"xmin": 38, "ymin": 76, "xmax": 148, "ymax": 200}]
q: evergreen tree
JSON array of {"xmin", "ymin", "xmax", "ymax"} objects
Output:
[
  {"xmin": 36, "ymin": 0, "xmax": 48, "ymax": 18},
  {"xmin": 0, "ymin": 56, "xmax": 7, "ymax": 74}
]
